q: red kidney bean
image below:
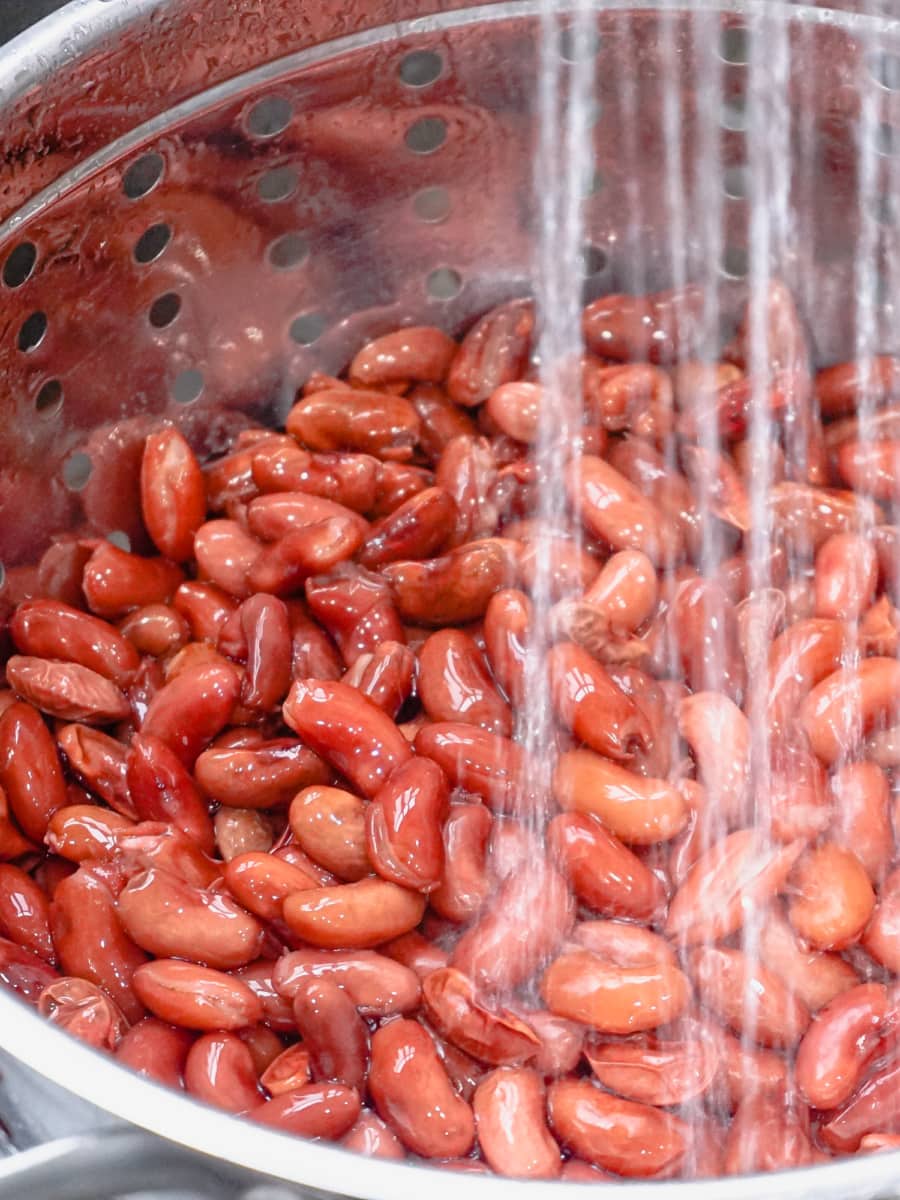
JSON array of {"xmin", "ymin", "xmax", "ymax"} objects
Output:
[
  {"xmin": 274, "ymin": 948, "xmax": 421, "ymax": 1016},
  {"xmin": 45, "ymin": 804, "xmax": 134, "ymax": 863},
  {"xmin": 483, "ymin": 588, "xmax": 530, "ymax": 706},
  {"xmin": 341, "ymin": 642, "xmax": 415, "ymax": 718},
  {"xmin": 383, "ymin": 538, "xmax": 518, "ymax": 625},
  {"xmin": 688, "ymin": 945, "xmax": 810, "ymax": 1048},
  {"xmin": 225, "ymin": 852, "xmax": 321, "ymax": 923},
  {"xmin": 788, "ymin": 843, "xmax": 875, "ymax": 951},
  {"xmin": 821, "ymin": 1053, "xmax": 900, "ymax": 1151},
  {"xmin": 51, "ymin": 866, "xmax": 148, "ymax": 1022},
  {"xmin": 0, "ymin": 937, "xmax": 59, "ymax": 1003},
  {"xmin": 419, "ymin": 629, "xmax": 511, "ymax": 735},
  {"xmin": 82, "ymin": 543, "xmax": 184, "ymax": 618},
  {"xmin": 410, "ymin": 384, "xmax": 479, "ymax": 463},
  {"xmin": 802, "ymin": 657, "xmax": 900, "ymax": 765},
  {"xmin": 548, "ymin": 1077, "xmax": 690, "ymax": 1178},
  {"xmin": 291, "ymin": 975, "xmax": 369, "ymax": 1090},
  {"xmin": 250, "ymin": 1082, "xmax": 361, "ymax": 1139},
  {"xmin": 112, "ymin": 822, "xmax": 222, "ymax": 890},
  {"xmin": 120, "ymin": 604, "xmax": 189, "ymax": 659},
  {"xmin": 815, "ymin": 355, "xmax": 900, "ymax": 417},
  {"xmin": 553, "ymin": 748, "xmax": 688, "ymax": 844},
  {"xmin": 283, "ymin": 678, "xmax": 411, "ymax": 798},
  {"xmin": 38, "ymin": 977, "xmax": 128, "ymax": 1050},
  {"xmin": 585, "ymin": 1037, "xmax": 719, "ymax": 1107},
  {"xmin": 862, "ymin": 866, "xmax": 900, "ymax": 973},
  {"xmin": 349, "ymin": 327, "xmax": 456, "ymax": 387},
  {"xmin": 677, "ymin": 691, "xmax": 749, "ymax": 826},
  {"xmin": 446, "ymin": 299, "xmax": 534, "ymax": 408},
  {"xmin": 666, "ymin": 828, "xmax": 804, "ymax": 944},
  {"xmin": 173, "ymin": 582, "xmax": 237, "ymax": 645},
  {"xmin": 141, "ymin": 428, "xmax": 207, "ymax": 563},
  {"xmin": 184, "ymin": 1031, "xmax": 262, "ymax": 1113},
  {"xmin": 0, "ymin": 863, "xmax": 54, "ymax": 962},
  {"xmin": 369, "ymin": 1019, "xmax": 475, "ymax": 1158},
  {"xmin": 542, "ymin": 947, "xmax": 689, "ymax": 1034},
  {"xmin": 283, "ymin": 878, "xmax": 426, "ymax": 949},
  {"xmin": 583, "ymin": 285, "xmax": 705, "ymax": 364},
  {"xmin": 451, "ymin": 863, "xmax": 574, "ymax": 991},
  {"xmin": 57, "ymin": 723, "xmax": 134, "ymax": 817},
  {"xmin": 795, "ymin": 983, "xmax": 886, "ymax": 1110},
  {"xmin": 10, "ymin": 599, "xmax": 140, "ymax": 686},
  {"xmin": 366, "ymin": 758, "xmax": 447, "ymax": 892},
  {"xmin": 288, "ymin": 786, "xmax": 369, "ymax": 881},
  {"xmin": 140, "ymin": 660, "xmax": 240, "ymax": 768},
  {"xmin": 232, "ymin": 961, "xmax": 296, "ymax": 1034},
  {"xmin": 116, "ymin": 867, "xmax": 263, "ymax": 969},
  {"xmin": 5, "ymin": 656, "xmax": 130, "ymax": 724},
  {"xmin": 260, "ymin": 1044, "xmax": 312, "ymax": 1096},
  {"xmin": 474, "ymin": 1068, "xmax": 561, "ymax": 1178},
  {"xmin": 340, "ymin": 1110, "xmax": 406, "ymax": 1159},
  {"xmin": 568, "ymin": 454, "xmax": 681, "ymax": 566},
  {"xmin": 830, "ymin": 762, "xmax": 893, "ymax": 882},
  {"xmin": 430, "ymin": 802, "xmax": 493, "ymax": 923},
  {"xmin": 0, "ymin": 702, "xmax": 66, "ymax": 843},
  {"xmin": 195, "ymin": 739, "xmax": 329, "ymax": 811},
  {"xmin": 287, "ymin": 388, "xmax": 421, "ymax": 461},
  {"xmin": 415, "ymin": 722, "xmax": 531, "ymax": 815},
  {"xmin": 422, "ymin": 967, "xmax": 540, "ymax": 1065},
  {"xmin": 758, "ymin": 904, "xmax": 859, "ymax": 1013},
  {"xmin": 252, "ymin": 447, "xmax": 379, "ymax": 514},
  {"xmin": 133, "ymin": 959, "xmax": 262, "ymax": 1030},
  {"xmin": 115, "ymin": 1018, "xmax": 194, "ymax": 1088},
  {"xmin": 724, "ymin": 1094, "xmax": 818, "ymax": 1175},
  {"xmin": 547, "ymin": 812, "xmax": 665, "ymax": 921},
  {"xmin": 359, "ymin": 487, "xmax": 456, "ymax": 569},
  {"xmin": 126, "ymin": 734, "xmax": 214, "ymax": 853},
  {"xmin": 548, "ymin": 641, "xmax": 650, "ymax": 762}
]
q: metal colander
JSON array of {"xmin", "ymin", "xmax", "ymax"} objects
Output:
[{"xmin": 1, "ymin": 1, "xmax": 900, "ymax": 1197}]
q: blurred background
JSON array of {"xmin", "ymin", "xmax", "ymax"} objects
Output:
[{"xmin": 1, "ymin": 0, "xmax": 66, "ymax": 43}]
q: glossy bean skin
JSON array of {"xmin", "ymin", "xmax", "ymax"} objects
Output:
[
  {"xmin": 568, "ymin": 455, "xmax": 681, "ymax": 566},
  {"xmin": 366, "ymin": 758, "xmax": 448, "ymax": 892},
  {"xmin": 688, "ymin": 945, "xmax": 810, "ymax": 1049},
  {"xmin": 38, "ymin": 977, "xmax": 128, "ymax": 1051},
  {"xmin": 369, "ymin": 1019, "xmax": 475, "ymax": 1158},
  {"xmin": 474, "ymin": 1068, "xmax": 561, "ymax": 1178},
  {"xmin": 215, "ymin": 809, "xmax": 275, "ymax": 864},
  {"xmin": 286, "ymin": 388, "xmax": 421, "ymax": 461},
  {"xmin": 415, "ymin": 722, "xmax": 531, "ymax": 814},
  {"xmin": 553, "ymin": 749, "xmax": 688, "ymax": 844},
  {"xmin": 250, "ymin": 1083, "xmax": 361, "ymax": 1140},
  {"xmin": 288, "ymin": 787, "xmax": 369, "ymax": 882},
  {"xmin": 788, "ymin": 844, "xmax": 875, "ymax": 950},
  {"xmin": 422, "ymin": 967, "xmax": 540, "ymax": 1065},
  {"xmin": 10, "ymin": 599, "xmax": 140, "ymax": 686},
  {"xmin": 547, "ymin": 812, "xmax": 665, "ymax": 921},
  {"xmin": 184, "ymin": 1031, "xmax": 262, "ymax": 1114},
  {"xmin": 45, "ymin": 804, "xmax": 134, "ymax": 863},
  {"xmin": 795, "ymin": 983, "xmax": 886, "ymax": 1110},
  {"xmin": 116, "ymin": 867, "xmax": 264, "ymax": 969},
  {"xmin": 126, "ymin": 734, "xmax": 214, "ymax": 853},
  {"xmin": 548, "ymin": 642, "xmax": 650, "ymax": 762},
  {"xmin": 830, "ymin": 758, "xmax": 897, "ymax": 883},
  {"xmin": 349, "ymin": 326, "xmax": 456, "ymax": 387},
  {"xmin": 282, "ymin": 679, "xmax": 411, "ymax": 799},
  {"xmin": 862, "ymin": 867, "xmax": 900, "ymax": 973},
  {"xmin": 359, "ymin": 487, "xmax": 457, "ymax": 569},
  {"xmin": 132, "ymin": 960, "xmax": 263, "ymax": 1030},
  {"xmin": 120, "ymin": 604, "xmax": 189, "ymax": 659},
  {"xmin": 82, "ymin": 543, "xmax": 184, "ymax": 618},
  {"xmin": 141, "ymin": 661, "xmax": 241, "ymax": 768},
  {"xmin": 224, "ymin": 852, "xmax": 322, "ymax": 923},
  {"xmin": 115, "ymin": 1018, "xmax": 194, "ymax": 1088},
  {"xmin": 677, "ymin": 692, "xmax": 749, "ymax": 826},
  {"xmin": 584, "ymin": 1038, "xmax": 720, "ymax": 1107},
  {"xmin": 52, "ymin": 723, "xmax": 132, "ymax": 817},
  {"xmin": 429, "ymin": 803, "xmax": 493, "ymax": 923},
  {"xmin": 282, "ymin": 879, "xmax": 426, "ymax": 949},
  {"xmin": 447, "ymin": 299, "xmax": 534, "ymax": 408},
  {"xmin": 821, "ymin": 1055, "xmax": 900, "ymax": 1151},
  {"xmin": 483, "ymin": 589, "xmax": 530, "ymax": 706},
  {"xmin": 801, "ymin": 657, "xmax": 900, "ymax": 766},
  {"xmin": 195, "ymin": 739, "xmax": 329, "ymax": 810},
  {"xmin": 274, "ymin": 948, "xmax": 421, "ymax": 1016},
  {"xmin": 814, "ymin": 533, "xmax": 878, "ymax": 621},
  {"xmin": 383, "ymin": 539, "xmax": 518, "ymax": 626},
  {"xmin": 548, "ymin": 1077, "xmax": 690, "ymax": 1178},
  {"xmin": 141, "ymin": 428, "xmax": 207, "ymax": 562},
  {"xmin": 451, "ymin": 864, "xmax": 574, "ymax": 991},
  {"xmin": 758, "ymin": 905, "xmax": 859, "ymax": 1013},
  {"xmin": 542, "ymin": 948, "xmax": 689, "ymax": 1034},
  {"xmin": 0, "ymin": 702, "xmax": 69, "ymax": 841},
  {"xmin": 340, "ymin": 1111, "xmax": 406, "ymax": 1159},
  {"xmin": 418, "ymin": 630, "xmax": 511, "ymax": 735},
  {"xmin": 0, "ymin": 864, "xmax": 54, "ymax": 962},
  {"xmin": 50, "ymin": 867, "xmax": 148, "ymax": 1023},
  {"xmin": 292, "ymin": 975, "xmax": 369, "ymax": 1090},
  {"xmin": 5, "ymin": 656, "xmax": 131, "ymax": 724},
  {"xmin": 0, "ymin": 936, "xmax": 59, "ymax": 1003},
  {"xmin": 260, "ymin": 1044, "xmax": 312, "ymax": 1096},
  {"xmin": 723, "ymin": 1095, "xmax": 818, "ymax": 1175}
]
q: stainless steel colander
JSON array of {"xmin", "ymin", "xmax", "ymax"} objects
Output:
[{"xmin": 1, "ymin": 0, "xmax": 900, "ymax": 1196}]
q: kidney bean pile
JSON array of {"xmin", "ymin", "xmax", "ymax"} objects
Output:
[{"xmin": 3, "ymin": 280, "xmax": 900, "ymax": 1179}]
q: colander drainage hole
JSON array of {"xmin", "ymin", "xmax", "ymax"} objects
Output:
[
  {"xmin": 413, "ymin": 187, "xmax": 451, "ymax": 223},
  {"xmin": 405, "ymin": 117, "xmax": 447, "ymax": 155},
  {"xmin": 257, "ymin": 167, "xmax": 298, "ymax": 203},
  {"xmin": 558, "ymin": 26, "xmax": 601, "ymax": 64},
  {"xmin": 289, "ymin": 314, "xmax": 327, "ymax": 346},
  {"xmin": 62, "ymin": 453, "xmax": 93, "ymax": 492},
  {"xmin": 123, "ymin": 152, "xmax": 165, "ymax": 200},
  {"xmin": 582, "ymin": 244, "xmax": 608, "ymax": 276},
  {"xmin": 2, "ymin": 242, "xmax": 36, "ymax": 289},
  {"xmin": 723, "ymin": 162, "xmax": 750, "ymax": 200},
  {"xmin": 134, "ymin": 223, "xmax": 172, "ymax": 264},
  {"xmin": 18, "ymin": 311, "xmax": 47, "ymax": 353},
  {"xmin": 719, "ymin": 26, "xmax": 749, "ymax": 65},
  {"xmin": 149, "ymin": 293, "xmax": 181, "ymax": 329},
  {"xmin": 870, "ymin": 52, "xmax": 900, "ymax": 91},
  {"xmin": 172, "ymin": 369, "xmax": 204, "ymax": 405},
  {"xmin": 107, "ymin": 531, "xmax": 131, "ymax": 552},
  {"xmin": 721, "ymin": 245, "xmax": 750, "ymax": 279},
  {"xmin": 34, "ymin": 380, "xmax": 63, "ymax": 416},
  {"xmin": 426, "ymin": 267, "xmax": 462, "ymax": 300},
  {"xmin": 876, "ymin": 123, "xmax": 900, "ymax": 157},
  {"xmin": 247, "ymin": 96, "xmax": 293, "ymax": 139},
  {"xmin": 399, "ymin": 50, "xmax": 443, "ymax": 88},
  {"xmin": 0, "ymin": 563, "xmax": 5, "ymax": 591},
  {"xmin": 268, "ymin": 233, "xmax": 309, "ymax": 270}
]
